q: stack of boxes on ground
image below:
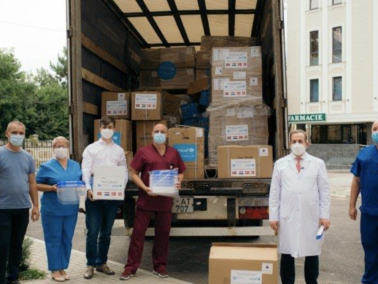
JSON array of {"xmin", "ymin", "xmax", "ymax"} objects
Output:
[{"xmin": 95, "ymin": 36, "xmax": 272, "ymax": 182}]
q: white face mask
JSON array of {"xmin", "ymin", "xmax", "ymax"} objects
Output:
[
  {"xmin": 290, "ymin": 142, "xmax": 306, "ymax": 156},
  {"xmin": 101, "ymin": 129, "xmax": 114, "ymax": 140},
  {"xmin": 54, "ymin": 147, "xmax": 68, "ymax": 159}
]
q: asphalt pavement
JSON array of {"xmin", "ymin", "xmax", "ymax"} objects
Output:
[{"xmin": 26, "ymin": 172, "xmax": 365, "ymax": 284}]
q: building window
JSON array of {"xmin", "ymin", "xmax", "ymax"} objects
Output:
[
  {"xmin": 311, "ymin": 124, "xmax": 352, "ymax": 144},
  {"xmin": 333, "ymin": 0, "xmax": 342, "ymax": 5},
  {"xmin": 310, "ymin": 31, "xmax": 319, "ymax": 66},
  {"xmin": 310, "ymin": 79, "xmax": 319, "ymax": 102},
  {"xmin": 332, "ymin": 27, "xmax": 342, "ymax": 63},
  {"xmin": 333, "ymin": 76, "xmax": 342, "ymax": 101},
  {"xmin": 310, "ymin": 0, "xmax": 319, "ymax": 10}
]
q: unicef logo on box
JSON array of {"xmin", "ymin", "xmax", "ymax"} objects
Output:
[
  {"xmin": 173, "ymin": 144, "xmax": 197, "ymax": 162},
  {"xmin": 158, "ymin": 61, "xmax": 176, "ymax": 80}
]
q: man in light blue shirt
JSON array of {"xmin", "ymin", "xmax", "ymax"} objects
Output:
[{"xmin": 0, "ymin": 121, "xmax": 39, "ymax": 284}]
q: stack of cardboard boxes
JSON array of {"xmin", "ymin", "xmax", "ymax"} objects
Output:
[
  {"xmin": 207, "ymin": 46, "xmax": 271, "ymax": 173},
  {"xmin": 139, "ymin": 47, "xmax": 196, "ymax": 90}
]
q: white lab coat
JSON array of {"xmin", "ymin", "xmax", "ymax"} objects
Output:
[{"xmin": 269, "ymin": 152, "xmax": 330, "ymax": 258}]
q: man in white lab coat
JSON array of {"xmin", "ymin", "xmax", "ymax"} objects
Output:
[{"xmin": 269, "ymin": 130, "xmax": 331, "ymax": 284}]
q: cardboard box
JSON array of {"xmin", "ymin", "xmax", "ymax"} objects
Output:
[
  {"xmin": 218, "ymin": 145, "xmax": 273, "ymax": 178},
  {"xmin": 196, "ymin": 51, "xmax": 211, "ymax": 69},
  {"xmin": 125, "ymin": 151, "xmax": 134, "ymax": 180},
  {"xmin": 162, "ymin": 92, "xmax": 190, "ymax": 116},
  {"xmin": 140, "ymin": 70, "xmax": 160, "ymax": 89},
  {"xmin": 136, "ymin": 120, "xmax": 167, "ymax": 150},
  {"xmin": 163, "ymin": 115, "xmax": 181, "ymax": 128},
  {"xmin": 211, "ymin": 47, "xmax": 262, "ymax": 77},
  {"xmin": 196, "ymin": 68, "xmax": 210, "ymax": 80},
  {"xmin": 200, "ymin": 36, "xmax": 257, "ymax": 52},
  {"xmin": 209, "ymin": 243, "xmax": 278, "ymax": 284},
  {"xmin": 168, "ymin": 127, "xmax": 205, "ymax": 180},
  {"xmin": 160, "ymin": 47, "xmax": 195, "ymax": 68},
  {"xmin": 140, "ymin": 49, "xmax": 160, "ymax": 69},
  {"xmin": 207, "ymin": 100, "xmax": 270, "ymax": 165},
  {"xmin": 101, "ymin": 92, "xmax": 130, "ymax": 119},
  {"xmin": 160, "ymin": 68, "xmax": 195, "ymax": 89},
  {"xmin": 131, "ymin": 91, "xmax": 163, "ymax": 121},
  {"xmin": 187, "ymin": 78, "xmax": 209, "ymax": 95},
  {"xmin": 94, "ymin": 119, "xmax": 132, "ymax": 151}
]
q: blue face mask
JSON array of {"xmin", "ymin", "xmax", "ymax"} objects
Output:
[
  {"xmin": 9, "ymin": 134, "xmax": 24, "ymax": 147},
  {"xmin": 153, "ymin": 133, "xmax": 166, "ymax": 145},
  {"xmin": 372, "ymin": 131, "xmax": 378, "ymax": 144}
]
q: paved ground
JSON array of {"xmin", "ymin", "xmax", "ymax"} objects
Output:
[
  {"xmin": 26, "ymin": 172, "xmax": 365, "ymax": 284},
  {"xmin": 26, "ymin": 238, "xmax": 192, "ymax": 284}
]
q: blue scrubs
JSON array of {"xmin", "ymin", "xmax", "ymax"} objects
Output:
[
  {"xmin": 351, "ymin": 145, "xmax": 378, "ymax": 284},
  {"xmin": 36, "ymin": 159, "xmax": 81, "ymax": 271}
]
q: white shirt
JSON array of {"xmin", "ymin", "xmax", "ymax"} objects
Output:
[
  {"xmin": 82, "ymin": 139, "xmax": 128, "ymax": 190},
  {"xmin": 269, "ymin": 152, "xmax": 330, "ymax": 258}
]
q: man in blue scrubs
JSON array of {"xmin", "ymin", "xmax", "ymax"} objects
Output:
[{"xmin": 349, "ymin": 120, "xmax": 378, "ymax": 284}]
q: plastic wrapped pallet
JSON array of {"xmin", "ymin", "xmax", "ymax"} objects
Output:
[
  {"xmin": 207, "ymin": 99, "xmax": 270, "ymax": 166},
  {"xmin": 200, "ymin": 36, "xmax": 257, "ymax": 52}
]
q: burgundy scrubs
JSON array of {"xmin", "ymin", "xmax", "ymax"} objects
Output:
[{"xmin": 125, "ymin": 144, "xmax": 186, "ymax": 274}]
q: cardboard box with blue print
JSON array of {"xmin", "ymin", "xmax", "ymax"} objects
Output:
[
  {"xmin": 168, "ymin": 127, "xmax": 205, "ymax": 180},
  {"xmin": 93, "ymin": 119, "xmax": 132, "ymax": 152},
  {"xmin": 217, "ymin": 145, "xmax": 273, "ymax": 179},
  {"xmin": 209, "ymin": 243, "xmax": 278, "ymax": 284}
]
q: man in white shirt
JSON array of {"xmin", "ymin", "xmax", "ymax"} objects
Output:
[
  {"xmin": 81, "ymin": 116, "xmax": 128, "ymax": 279},
  {"xmin": 269, "ymin": 130, "xmax": 331, "ymax": 284}
]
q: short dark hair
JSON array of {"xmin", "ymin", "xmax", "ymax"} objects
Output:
[
  {"xmin": 289, "ymin": 130, "xmax": 308, "ymax": 142},
  {"xmin": 100, "ymin": 116, "xmax": 116, "ymax": 127}
]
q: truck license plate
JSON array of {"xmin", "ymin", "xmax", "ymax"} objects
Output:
[{"xmin": 172, "ymin": 198, "xmax": 194, "ymax": 213}]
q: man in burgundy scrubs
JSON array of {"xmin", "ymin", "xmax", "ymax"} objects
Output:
[{"xmin": 120, "ymin": 123, "xmax": 186, "ymax": 280}]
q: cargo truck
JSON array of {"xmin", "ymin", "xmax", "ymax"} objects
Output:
[{"xmin": 66, "ymin": 0, "xmax": 288, "ymax": 236}]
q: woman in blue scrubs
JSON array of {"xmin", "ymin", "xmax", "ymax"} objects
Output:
[
  {"xmin": 350, "ymin": 120, "xmax": 378, "ymax": 284},
  {"xmin": 36, "ymin": 137, "xmax": 82, "ymax": 282}
]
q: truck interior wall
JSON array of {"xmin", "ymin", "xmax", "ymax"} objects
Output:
[{"xmin": 80, "ymin": 0, "xmax": 142, "ymax": 148}]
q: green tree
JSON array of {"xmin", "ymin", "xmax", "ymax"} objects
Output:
[{"xmin": 0, "ymin": 48, "xmax": 69, "ymax": 140}]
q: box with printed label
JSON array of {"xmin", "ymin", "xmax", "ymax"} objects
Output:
[
  {"xmin": 94, "ymin": 119, "xmax": 132, "ymax": 152},
  {"xmin": 168, "ymin": 127, "xmax": 205, "ymax": 180},
  {"xmin": 139, "ymin": 68, "xmax": 195, "ymax": 90},
  {"xmin": 136, "ymin": 120, "xmax": 167, "ymax": 150},
  {"xmin": 209, "ymin": 243, "xmax": 278, "ymax": 284},
  {"xmin": 217, "ymin": 145, "xmax": 273, "ymax": 178},
  {"xmin": 131, "ymin": 92, "xmax": 162, "ymax": 121},
  {"xmin": 211, "ymin": 47, "xmax": 262, "ymax": 76},
  {"xmin": 101, "ymin": 92, "xmax": 130, "ymax": 119},
  {"xmin": 160, "ymin": 47, "xmax": 196, "ymax": 68},
  {"xmin": 207, "ymin": 100, "xmax": 270, "ymax": 165},
  {"xmin": 160, "ymin": 68, "xmax": 195, "ymax": 89}
]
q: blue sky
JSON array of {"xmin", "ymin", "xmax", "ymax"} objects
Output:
[{"xmin": 0, "ymin": 0, "xmax": 66, "ymax": 73}]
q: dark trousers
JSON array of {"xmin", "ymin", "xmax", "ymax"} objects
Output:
[
  {"xmin": 0, "ymin": 209, "xmax": 29, "ymax": 284},
  {"xmin": 280, "ymin": 253, "xmax": 319, "ymax": 284},
  {"xmin": 361, "ymin": 213, "xmax": 378, "ymax": 284},
  {"xmin": 85, "ymin": 200, "xmax": 120, "ymax": 267},
  {"xmin": 125, "ymin": 208, "xmax": 172, "ymax": 274}
]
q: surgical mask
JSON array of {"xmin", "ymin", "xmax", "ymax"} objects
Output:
[
  {"xmin": 372, "ymin": 131, "xmax": 378, "ymax": 144},
  {"xmin": 290, "ymin": 142, "xmax": 306, "ymax": 156},
  {"xmin": 54, "ymin": 147, "xmax": 68, "ymax": 159},
  {"xmin": 101, "ymin": 129, "xmax": 114, "ymax": 139},
  {"xmin": 9, "ymin": 134, "xmax": 24, "ymax": 147},
  {"xmin": 153, "ymin": 133, "xmax": 166, "ymax": 144}
]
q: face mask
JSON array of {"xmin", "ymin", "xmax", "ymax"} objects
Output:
[
  {"xmin": 9, "ymin": 134, "xmax": 24, "ymax": 147},
  {"xmin": 153, "ymin": 133, "xmax": 166, "ymax": 145},
  {"xmin": 372, "ymin": 131, "xmax": 378, "ymax": 144},
  {"xmin": 290, "ymin": 142, "xmax": 306, "ymax": 156},
  {"xmin": 101, "ymin": 129, "xmax": 114, "ymax": 140},
  {"xmin": 54, "ymin": 147, "xmax": 68, "ymax": 159}
]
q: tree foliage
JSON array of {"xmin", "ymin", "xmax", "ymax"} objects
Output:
[{"xmin": 0, "ymin": 48, "xmax": 69, "ymax": 140}]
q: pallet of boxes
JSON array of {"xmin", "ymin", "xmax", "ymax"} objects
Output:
[{"xmin": 207, "ymin": 45, "xmax": 273, "ymax": 179}]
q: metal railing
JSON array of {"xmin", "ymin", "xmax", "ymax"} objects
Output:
[{"xmin": 0, "ymin": 139, "xmax": 54, "ymax": 170}]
